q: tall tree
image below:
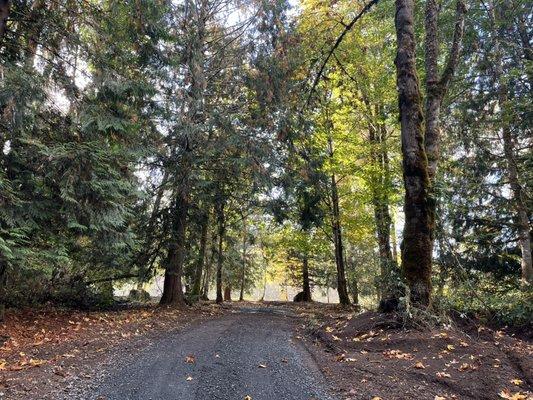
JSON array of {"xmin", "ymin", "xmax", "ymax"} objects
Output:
[{"xmin": 394, "ymin": 0, "xmax": 465, "ymax": 306}]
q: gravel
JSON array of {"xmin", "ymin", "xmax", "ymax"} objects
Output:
[{"xmin": 90, "ymin": 309, "xmax": 337, "ymax": 400}]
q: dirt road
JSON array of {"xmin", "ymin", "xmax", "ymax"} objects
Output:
[{"xmin": 92, "ymin": 308, "xmax": 336, "ymax": 400}]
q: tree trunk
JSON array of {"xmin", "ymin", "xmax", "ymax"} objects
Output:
[
  {"xmin": 239, "ymin": 218, "xmax": 247, "ymax": 301},
  {"xmin": 0, "ymin": 0, "xmax": 10, "ymax": 45},
  {"xmin": 301, "ymin": 255, "xmax": 312, "ymax": 302},
  {"xmin": 192, "ymin": 211, "xmax": 209, "ymax": 297},
  {"xmin": 424, "ymin": 0, "xmax": 466, "ymax": 182},
  {"xmin": 330, "ymin": 172, "xmax": 350, "ymax": 305},
  {"xmin": 326, "ymin": 133, "xmax": 350, "ymax": 306},
  {"xmin": 224, "ymin": 286, "xmax": 232, "ymax": 302},
  {"xmin": 391, "ymin": 216, "xmax": 399, "ymax": 263},
  {"xmin": 215, "ymin": 201, "xmax": 225, "ymax": 304},
  {"xmin": 261, "ymin": 262, "xmax": 267, "ymax": 301},
  {"xmin": 491, "ymin": 7, "xmax": 532, "ymax": 284},
  {"xmin": 24, "ymin": 0, "xmax": 46, "ymax": 69},
  {"xmin": 160, "ymin": 192, "xmax": 188, "ymax": 306},
  {"xmin": 369, "ymin": 117, "xmax": 398, "ymax": 309},
  {"xmin": 501, "ymin": 104, "xmax": 533, "ymax": 284},
  {"xmin": 350, "ymin": 277, "xmax": 359, "ymax": 305},
  {"xmin": 201, "ymin": 230, "xmax": 217, "ymax": 300},
  {"xmin": 395, "ymin": 0, "xmax": 433, "ymax": 307}
]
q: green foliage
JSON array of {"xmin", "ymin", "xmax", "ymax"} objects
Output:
[{"xmin": 440, "ymin": 274, "xmax": 533, "ymax": 327}]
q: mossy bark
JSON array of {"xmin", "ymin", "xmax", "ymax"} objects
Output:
[{"xmin": 395, "ymin": 0, "xmax": 433, "ymax": 307}]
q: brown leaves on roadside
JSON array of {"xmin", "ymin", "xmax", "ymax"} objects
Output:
[
  {"xmin": 498, "ymin": 389, "xmax": 527, "ymax": 400},
  {"xmin": 458, "ymin": 363, "xmax": 478, "ymax": 372},
  {"xmin": 414, "ymin": 361, "xmax": 426, "ymax": 369},
  {"xmin": 0, "ymin": 357, "xmax": 47, "ymax": 371},
  {"xmin": 383, "ymin": 349, "xmax": 414, "ymax": 360},
  {"xmin": 185, "ymin": 355, "xmax": 195, "ymax": 363}
]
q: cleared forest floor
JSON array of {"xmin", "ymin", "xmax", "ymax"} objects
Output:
[{"xmin": 0, "ymin": 302, "xmax": 531, "ymax": 399}]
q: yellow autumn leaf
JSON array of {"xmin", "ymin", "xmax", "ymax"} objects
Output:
[
  {"xmin": 499, "ymin": 389, "xmax": 527, "ymax": 400},
  {"xmin": 29, "ymin": 358, "xmax": 47, "ymax": 367},
  {"xmin": 510, "ymin": 379, "xmax": 523, "ymax": 386}
]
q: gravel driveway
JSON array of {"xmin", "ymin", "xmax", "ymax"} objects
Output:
[{"xmin": 93, "ymin": 308, "xmax": 336, "ymax": 400}]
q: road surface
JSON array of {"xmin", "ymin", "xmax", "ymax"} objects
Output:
[{"xmin": 93, "ymin": 307, "xmax": 336, "ymax": 400}]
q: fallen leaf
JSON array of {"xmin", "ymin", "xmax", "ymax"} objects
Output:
[
  {"xmin": 436, "ymin": 372, "xmax": 451, "ymax": 378},
  {"xmin": 185, "ymin": 355, "xmax": 195, "ymax": 364},
  {"xmin": 29, "ymin": 358, "xmax": 47, "ymax": 367},
  {"xmin": 186, "ymin": 376, "xmax": 193, "ymax": 381},
  {"xmin": 414, "ymin": 362, "xmax": 426, "ymax": 369},
  {"xmin": 244, "ymin": 396, "xmax": 252, "ymax": 400},
  {"xmin": 510, "ymin": 379, "xmax": 523, "ymax": 386},
  {"xmin": 258, "ymin": 364, "xmax": 267, "ymax": 368},
  {"xmin": 383, "ymin": 349, "xmax": 414, "ymax": 360},
  {"xmin": 499, "ymin": 389, "xmax": 527, "ymax": 400},
  {"xmin": 434, "ymin": 396, "xmax": 447, "ymax": 400}
]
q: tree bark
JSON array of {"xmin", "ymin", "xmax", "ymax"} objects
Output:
[
  {"xmin": 395, "ymin": 0, "xmax": 433, "ymax": 307},
  {"xmin": 239, "ymin": 217, "xmax": 247, "ymax": 301},
  {"xmin": 0, "ymin": 0, "xmax": 10, "ymax": 45},
  {"xmin": 201, "ymin": 230, "xmax": 217, "ymax": 300},
  {"xmin": 224, "ymin": 285, "xmax": 232, "ymax": 302},
  {"xmin": 192, "ymin": 211, "xmax": 209, "ymax": 297},
  {"xmin": 424, "ymin": 0, "xmax": 466, "ymax": 182},
  {"xmin": 325, "ymin": 131, "xmax": 350, "ymax": 306},
  {"xmin": 24, "ymin": 0, "xmax": 46, "ymax": 69},
  {"xmin": 159, "ymin": 192, "xmax": 188, "ymax": 306},
  {"xmin": 350, "ymin": 276, "xmax": 358, "ymax": 305},
  {"xmin": 330, "ymin": 171, "xmax": 350, "ymax": 305},
  {"xmin": 215, "ymin": 200, "xmax": 225, "ymax": 304},
  {"xmin": 301, "ymin": 255, "xmax": 312, "ymax": 302},
  {"xmin": 491, "ymin": 6, "xmax": 532, "ymax": 284},
  {"xmin": 369, "ymin": 116, "xmax": 398, "ymax": 309},
  {"xmin": 161, "ymin": 0, "xmax": 210, "ymax": 304}
]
